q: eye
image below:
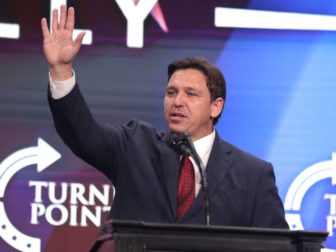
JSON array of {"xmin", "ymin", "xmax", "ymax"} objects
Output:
[
  {"xmin": 187, "ymin": 91, "xmax": 198, "ymax": 97},
  {"xmin": 166, "ymin": 89, "xmax": 176, "ymax": 96}
]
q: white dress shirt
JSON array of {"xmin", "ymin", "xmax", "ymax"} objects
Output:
[{"xmin": 190, "ymin": 131, "xmax": 215, "ymax": 196}]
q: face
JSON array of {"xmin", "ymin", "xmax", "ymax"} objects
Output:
[{"xmin": 164, "ymin": 68, "xmax": 223, "ymax": 141}]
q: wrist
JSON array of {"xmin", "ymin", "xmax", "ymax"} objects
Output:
[{"xmin": 49, "ymin": 64, "xmax": 73, "ymax": 81}]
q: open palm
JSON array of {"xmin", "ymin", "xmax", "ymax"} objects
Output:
[{"xmin": 41, "ymin": 5, "xmax": 85, "ymax": 68}]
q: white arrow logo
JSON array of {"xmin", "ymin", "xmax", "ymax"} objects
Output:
[
  {"xmin": 285, "ymin": 152, "xmax": 336, "ymax": 231},
  {"xmin": 0, "ymin": 138, "xmax": 61, "ymax": 252}
]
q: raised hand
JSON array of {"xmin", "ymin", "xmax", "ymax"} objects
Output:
[{"xmin": 41, "ymin": 5, "xmax": 85, "ymax": 80}]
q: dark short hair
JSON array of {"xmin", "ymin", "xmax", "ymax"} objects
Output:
[{"xmin": 167, "ymin": 56, "xmax": 226, "ymax": 125}]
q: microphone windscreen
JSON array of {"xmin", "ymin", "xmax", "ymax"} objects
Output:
[{"xmin": 165, "ymin": 132, "xmax": 190, "ymax": 155}]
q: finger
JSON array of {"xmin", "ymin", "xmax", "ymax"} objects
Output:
[
  {"xmin": 51, "ymin": 8, "xmax": 58, "ymax": 33},
  {"xmin": 41, "ymin": 18, "xmax": 50, "ymax": 38},
  {"xmin": 59, "ymin": 5, "xmax": 67, "ymax": 29},
  {"xmin": 74, "ymin": 31, "xmax": 86, "ymax": 48},
  {"xmin": 65, "ymin": 7, "xmax": 75, "ymax": 31}
]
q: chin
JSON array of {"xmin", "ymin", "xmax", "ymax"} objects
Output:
[{"xmin": 168, "ymin": 124, "xmax": 187, "ymax": 134}]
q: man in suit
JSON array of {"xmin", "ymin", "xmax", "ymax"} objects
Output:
[{"xmin": 42, "ymin": 5, "xmax": 288, "ymax": 229}]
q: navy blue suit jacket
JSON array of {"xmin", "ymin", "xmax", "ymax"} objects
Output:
[{"xmin": 48, "ymin": 84, "xmax": 288, "ymax": 229}]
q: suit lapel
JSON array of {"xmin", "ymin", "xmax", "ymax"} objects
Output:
[
  {"xmin": 180, "ymin": 133, "xmax": 234, "ymax": 223},
  {"xmin": 206, "ymin": 134, "xmax": 234, "ymax": 197},
  {"xmin": 157, "ymin": 134, "xmax": 180, "ymax": 220}
]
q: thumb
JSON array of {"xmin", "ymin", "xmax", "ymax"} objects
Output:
[{"xmin": 74, "ymin": 31, "xmax": 86, "ymax": 49}]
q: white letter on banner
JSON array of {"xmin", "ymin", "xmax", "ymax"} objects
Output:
[
  {"xmin": 30, "ymin": 203, "xmax": 46, "ymax": 224},
  {"xmin": 325, "ymin": 194, "xmax": 336, "ymax": 215},
  {"xmin": 115, "ymin": 0, "xmax": 158, "ymax": 48},
  {"xmin": 29, "ymin": 181, "xmax": 48, "ymax": 203},
  {"xmin": 326, "ymin": 215, "xmax": 336, "ymax": 237}
]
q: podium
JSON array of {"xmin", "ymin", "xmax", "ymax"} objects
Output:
[{"xmin": 92, "ymin": 220, "xmax": 328, "ymax": 252}]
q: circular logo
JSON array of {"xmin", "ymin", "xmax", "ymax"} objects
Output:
[
  {"xmin": 285, "ymin": 152, "xmax": 336, "ymax": 251},
  {"xmin": 0, "ymin": 138, "xmax": 61, "ymax": 252}
]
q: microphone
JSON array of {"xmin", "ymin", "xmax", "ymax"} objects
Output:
[
  {"xmin": 166, "ymin": 132, "xmax": 211, "ymax": 226},
  {"xmin": 165, "ymin": 132, "xmax": 192, "ymax": 155}
]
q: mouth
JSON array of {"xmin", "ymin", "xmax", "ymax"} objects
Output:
[
  {"xmin": 170, "ymin": 112, "xmax": 186, "ymax": 119},
  {"xmin": 168, "ymin": 112, "xmax": 187, "ymax": 123}
]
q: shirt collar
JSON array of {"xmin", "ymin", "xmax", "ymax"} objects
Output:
[{"xmin": 193, "ymin": 130, "xmax": 216, "ymax": 167}]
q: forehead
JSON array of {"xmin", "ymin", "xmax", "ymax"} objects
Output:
[{"xmin": 168, "ymin": 68, "xmax": 207, "ymax": 87}]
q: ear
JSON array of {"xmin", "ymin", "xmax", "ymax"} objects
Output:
[{"xmin": 210, "ymin": 97, "xmax": 224, "ymax": 118}]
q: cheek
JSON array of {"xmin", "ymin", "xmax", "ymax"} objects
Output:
[
  {"xmin": 192, "ymin": 105, "xmax": 211, "ymax": 122},
  {"xmin": 163, "ymin": 99, "xmax": 168, "ymax": 109},
  {"xmin": 194, "ymin": 103, "xmax": 210, "ymax": 114},
  {"xmin": 163, "ymin": 99, "xmax": 171, "ymax": 115}
]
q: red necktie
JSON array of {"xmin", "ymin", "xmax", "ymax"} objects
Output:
[{"xmin": 177, "ymin": 154, "xmax": 195, "ymax": 220}]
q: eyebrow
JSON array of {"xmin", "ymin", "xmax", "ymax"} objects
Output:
[
  {"xmin": 166, "ymin": 85, "xmax": 200, "ymax": 91},
  {"xmin": 185, "ymin": 87, "xmax": 199, "ymax": 92}
]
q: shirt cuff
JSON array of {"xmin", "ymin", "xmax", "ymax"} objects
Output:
[{"xmin": 49, "ymin": 70, "xmax": 76, "ymax": 99}]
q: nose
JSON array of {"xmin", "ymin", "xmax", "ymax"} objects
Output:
[{"xmin": 173, "ymin": 92, "xmax": 185, "ymax": 107}]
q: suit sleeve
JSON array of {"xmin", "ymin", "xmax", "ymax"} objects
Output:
[
  {"xmin": 48, "ymin": 83, "xmax": 133, "ymax": 184},
  {"xmin": 251, "ymin": 162, "xmax": 289, "ymax": 229}
]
